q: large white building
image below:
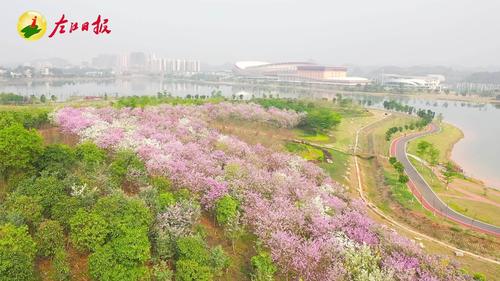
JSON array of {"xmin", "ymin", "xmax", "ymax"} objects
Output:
[
  {"xmin": 377, "ymin": 74, "xmax": 445, "ymax": 90},
  {"xmin": 233, "ymin": 61, "xmax": 370, "ymax": 85}
]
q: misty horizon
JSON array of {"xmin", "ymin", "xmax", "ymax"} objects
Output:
[{"xmin": 2, "ymin": 1, "xmax": 500, "ymax": 69}]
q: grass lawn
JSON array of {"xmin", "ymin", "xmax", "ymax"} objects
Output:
[
  {"xmin": 407, "ymin": 122, "xmax": 463, "ymax": 163},
  {"xmin": 319, "ymin": 149, "xmax": 351, "ymax": 187},
  {"xmin": 284, "ymin": 142, "xmax": 324, "ymax": 161},
  {"xmin": 409, "ymin": 158, "xmax": 500, "ymax": 225},
  {"xmin": 296, "ymin": 131, "xmax": 333, "ymax": 143},
  {"xmin": 409, "ymin": 158, "xmax": 447, "ymax": 193},
  {"xmin": 327, "ymin": 110, "xmax": 384, "ymax": 152},
  {"xmin": 359, "ymin": 113, "xmax": 417, "ymax": 156},
  {"xmin": 442, "ymin": 197, "xmax": 499, "ymax": 225}
]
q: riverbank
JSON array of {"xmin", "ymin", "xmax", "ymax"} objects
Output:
[{"xmin": 406, "ymin": 122, "xmax": 500, "ymax": 226}]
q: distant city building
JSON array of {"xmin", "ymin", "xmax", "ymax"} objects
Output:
[
  {"xmin": 233, "ymin": 61, "xmax": 369, "ymax": 85},
  {"xmin": 129, "ymin": 52, "xmax": 148, "ymax": 71},
  {"xmin": 377, "ymin": 74, "xmax": 445, "ymax": 90},
  {"xmin": 91, "ymin": 54, "xmax": 118, "ymax": 69}
]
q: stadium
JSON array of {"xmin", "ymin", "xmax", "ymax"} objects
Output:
[{"xmin": 233, "ymin": 61, "xmax": 370, "ymax": 85}]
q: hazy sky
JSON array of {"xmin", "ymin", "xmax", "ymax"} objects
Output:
[{"xmin": 2, "ymin": 0, "xmax": 500, "ymax": 67}]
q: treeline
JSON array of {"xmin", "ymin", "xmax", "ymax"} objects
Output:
[
  {"xmin": 389, "ymin": 157, "xmax": 409, "ymax": 183},
  {"xmin": 383, "ymin": 100, "xmax": 436, "ymax": 141},
  {"xmin": 0, "ymin": 93, "xmax": 57, "ymax": 105},
  {"xmin": 115, "ymin": 92, "xmax": 224, "ymax": 108},
  {"xmin": 253, "ymin": 98, "xmax": 342, "ymax": 133},
  {"xmin": 0, "ymin": 109, "xmax": 49, "ymax": 129}
]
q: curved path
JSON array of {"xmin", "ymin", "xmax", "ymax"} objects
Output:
[
  {"xmin": 390, "ymin": 123, "xmax": 500, "ymax": 236},
  {"xmin": 353, "ymin": 115, "xmax": 499, "ymax": 265}
]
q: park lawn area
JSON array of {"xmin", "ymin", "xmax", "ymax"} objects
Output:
[
  {"xmin": 296, "ymin": 130, "xmax": 333, "ymax": 143},
  {"xmin": 360, "ymin": 113, "xmax": 417, "ymax": 156},
  {"xmin": 451, "ymin": 178, "xmax": 500, "ymax": 203},
  {"xmin": 407, "ymin": 122, "xmax": 463, "ymax": 163},
  {"xmin": 441, "ymin": 197, "xmax": 499, "ymax": 225},
  {"xmin": 409, "ymin": 158, "xmax": 500, "ymax": 225},
  {"xmin": 318, "ymin": 149, "xmax": 351, "ymax": 187},
  {"xmin": 284, "ymin": 142, "xmax": 324, "ymax": 161},
  {"xmin": 327, "ymin": 109, "xmax": 385, "ymax": 152},
  {"xmin": 384, "ymin": 169, "xmax": 423, "ymax": 212},
  {"xmin": 409, "ymin": 157, "xmax": 447, "ymax": 193}
]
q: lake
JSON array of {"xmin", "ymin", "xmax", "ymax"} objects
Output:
[{"xmin": 1, "ymin": 78, "xmax": 499, "ymax": 189}]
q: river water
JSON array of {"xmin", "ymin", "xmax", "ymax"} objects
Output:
[{"xmin": 1, "ymin": 78, "xmax": 499, "ymax": 188}]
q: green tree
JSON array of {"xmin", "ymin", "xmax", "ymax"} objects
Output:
[
  {"xmin": 51, "ymin": 196, "xmax": 81, "ymax": 229},
  {"xmin": 75, "ymin": 142, "xmax": 106, "ymax": 171},
  {"xmin": 109, "ymin": 228, "xmax": 150, "ymax": 267},
  {"xmin": 69, "ymin": 209, "xmax": 110, "ymax": 252},
  {"xmin": 176, "ymin": 236, "xmax": 210, "ymax": 265},
  {"xmin": 35, "ymin": 220, "xmax": 65, "ymax": 257},
  {"xmin": 428, "ymin": 147, "xmax": 440, "ymax": 166},
  {"xmin": 0, "ymin": 224, "xmax": 37, "ymax": 281},
  {"xmin": 35, "ymin": 144, "xmax": 76, "ymax": 178},
  {"xmin": 92, "ymin": 194, "xmax": 152, "ymax": 238},
  {"xmin": 251, "ymin": 252, "xmax": 277, "ymax": 281},
  {"xmin": 388, "ymin": 157, "xmax": 397, "ymax": 165},
  {"xmin": 40, "ymin": 94, "xmax": 47, "ymax": 103},
  {"xmin": 0, "ymin": 124, "xmax": 43, "ymax": 180},
  {"xmin": 175, "ymin": 259, "xmax": 213, "ymax": 281},
  {"xmin": 16, "ymin": 174, "xmax": 67, "ymax": 215},
  {"xmin": 215, "ymin": 195, "xmax": 239, "ymax": 226},
  {"xmin": 4, "ymin": 194, "xmax": 43, "ymax": 227},
  {"xmin": 393, "ymin": 162, "xmax": 405, "ymax": 174},
  {"xmin": 398, "ymin": 174, "xmax": 409, "ymax": 183},
  {"xmin": 303, "ymin": 108, "xmax": 342, "ymax": 133},
  {"xmin": 88, "ymin": 243, "xmax": 149, "ymax": 281},
  {"xmin": 416, "ymin": 141, "xmax": 431, "ymax": 159},
  {"xmin": 443, "ymin": 162, "xmax": 455, "ymax": 190}
]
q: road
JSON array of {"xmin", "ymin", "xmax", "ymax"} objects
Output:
[{"xmin": 391, "ymin": 123, "xmax": 500, "ymax": 236}]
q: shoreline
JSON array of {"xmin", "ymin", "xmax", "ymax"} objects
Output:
[
  {"xmin": 436, "ymin": 122, "xmax": 500, "ymax": 190},
  {"xmin": 1, "ymin": 77, "xmax": 499, "ymax": 105}
]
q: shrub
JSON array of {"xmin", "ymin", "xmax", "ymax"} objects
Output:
[
  {"xmin": 109, "ymin": 150, "xmax": 147, "ymax": 186},
  {"xmin": 0, "ymin": 224, "xmax": 37, "ymax": 281},
  {"xmin": 398, "ymin": 174, "xmax": 409, "ymax": 183},
  {"xmin": 69, "ymin": 209, "xmax": 109, "ymax": 252},
  {"xmin": 52, "ymin": 248, "xmax": 70, "ymax": 281},
  {"xmin": 175, "ymin": 259, "xmax": 213, "ymax": 281},
  {"xmin": 388, "ymin": 157, "xmax": 397, "ymax": 165},
  {"xmin": 251, "ymin": 252, "xmax": 277, "ymax": 281},
  {"xmin": 35, "ymin": 220, "xmax": 65, "ymax": 257},
  {"xmin": 151, "ymin": 260, "xmax": 173, "ymax": 281},
  {"xmin": 151, "ymin": 176, "xmax": 172, "ymax": 192},
  {"xmin": 215, "ymin": 195, "xmax": 239, "ymax": 226},
  {"xmin": 158, "ymin": 192, "xmax": 176, "ymax": 211},
  {"xmin": 210, "ymin": 246, "xmax": 230, "ymax": 276}
]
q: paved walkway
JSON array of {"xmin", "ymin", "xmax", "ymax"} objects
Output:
[{"xmin": 390, "ymin": 124, "xmax": 500, "ymax": 236}]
